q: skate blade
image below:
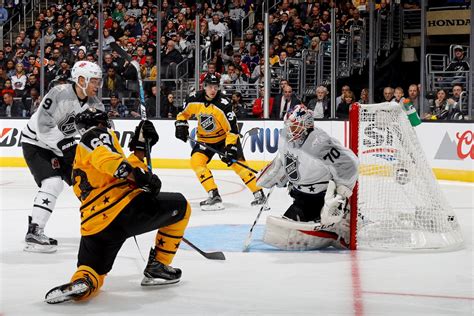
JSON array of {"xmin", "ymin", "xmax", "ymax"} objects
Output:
[
  {"xmin": 24, "ymin": 243, "xmax": 57, "ymax": 253},
  {"xmin": 200, "ymin": 203, "xmax": 225, "ymax": 211},
  {"xmin": 141, "ymin": 276, "xmax": 180, "ymax": 286},
  {"xmin": 44, "ymin": 283, "xmax": 88, "ymax": 304}
]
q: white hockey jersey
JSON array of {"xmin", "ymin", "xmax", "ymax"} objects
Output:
[
  {"xmin": 277, "ymin": 127, "xmax": 358, "ymax": 194},
  {"xmin": 21, "ymin": 84, "xmax": 104, "ymax": 156}
]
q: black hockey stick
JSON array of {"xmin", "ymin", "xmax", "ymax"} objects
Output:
[
  {"xmin": 187, "ymin": 136, "xmax": 259, "ymax": 174},
  {"xmin": 182, "ymin": 238, "xmax": 226, "ymax": 260},
  {"xmin": 111, "ymin": 42, "xmax": 225, "ymax": 261},
  {"xmin": 110, "ymin": 42, "xmax": 151, "ymax": 169},
  {"xmin": 242, "ymin": 186, "xmax": 274, "ymax": 252}
]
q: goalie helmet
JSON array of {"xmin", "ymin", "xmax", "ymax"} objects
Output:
[
  {"xmin": 284, "ymin": 104, "xmax": 314, "ymax": 145},
  {"xmin": 71, "ymin": 61, "xmax": 103, "ymax": 94},
  {"xmin": 75, "ymin": 108, "xmax": 111, "ymax": 135}
]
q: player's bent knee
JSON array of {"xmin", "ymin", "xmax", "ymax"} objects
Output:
[
  {"xmin": 190, "ymin": 153, "xmax": 209, "ymax": 169},
  {"xmin": 263, "ymin": 216, "xmax": 334, "ymax": 250},
  {"xmin": 40, "ymin": 177, "xmax": 64, "ymax": 197},
  {"xmin": 71, "ymin": 265, "xmax": 105, "ymax": 301}
]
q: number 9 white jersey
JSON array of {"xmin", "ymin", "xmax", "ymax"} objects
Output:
[{"xmin": 21, "ymin": 84, "xmax": 105, "ymax": 156}]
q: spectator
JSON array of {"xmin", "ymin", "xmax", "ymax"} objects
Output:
[
  {"xmin": 0, "ymin": 5, "xmax": 8, "ymax": 25},
  {"xmin": 106, "ymin": 93, "xmax": 128, "ymax": 118},
  {"xmin": 229, "ymin": 0, "xmax": 245, "ymax": 37},
  {"xmin": 161, "ymin": 40, "xmax": 184, "ymax": 81},
  {"xmin": 102, "ymin": 28, "xmax": 116, "ymax": 53},
  {"xmin": 336, "ymin": 85, "xmax": 351, "ymax": 105},
  {"xmin": 140, "ymin": 55, "xmax": 157, "ymax": 80},
  {"xmin": 160, "ymin": 90, "xmax": 178, "ymax": 118},
  {"xmin": 447, "ymin": 83, "xmax": 468, "ymax": 119},
  {"xmin": 208, "ymin": 14, "xmax": 228, "ymax": 55},
  {"xmin": 424, "ymin": 89, "xmax": 450, "ymax": 120},
  {"xmin": 103, "ymin": 67, "xmax": 125, "ymax": 98},
  {"xmin": 21, "ymin": 87, "xmax": 41, "ymax": 117},
  {"xmin": 220, "ymin": 63, "xmax": 246, "ymax": 92},
  {"xmin": 394, "ymin": 87, "xmax": 404, "ymax": 103},
  {"xmin": 1, "ymin": 79, "xmax": 15, "ymax": 98},
  {"xmin": 271, "ymin": 85, "xmax": 301, "ymax": 119},
  {"xmin": 359, "ymin": 88, "xmax": 369, "ymax": 104},
  {"xmin": 407, "ymin": 84, "xmax": 420, "ymax": 112},
  {"xmin": 24, "ymin": 74, "xmax": 40, "ymax": 95},
  {"xmin": 242, "ymin": 44, "xmax": 260, "ymax": 73},
  {"xmin": 444, "ymin": 45, "xmax": 470, "ymax": 83},
  {"xmin": 199, "ymin": 62, "xmax": 221, "ymax": 87},
  {"xmin": 5, "ymin": 60, "xmax": 16, "ymax": 78},
  {"xmin": 232, "ymin": 53, "xmax": 250, "ymax": 77},
  {"xmin": 11, "ymin": 63, "xmax": 27, "ymax": 97},
  {"xmin": 382, "ymin": 87, "xmax": 394, "ymax": 102},
  {"xmin": 231, "ymin": 92, "xmax": 248, "ymax": 119},
  {"xmin": 124, "ymin": 15, "xmax": 142, "ymax": 38},
  {"xmin": 307, "ymin": 85, "xmax": 330, "ymax": 118},
  {"xmin": 45, "ymin": 58, "xmax": 59, "ymax": 88},
  {"xmin": 56, "ymin": 59, "xmax": 71, "ymax": 79},
  {"xmin": 0, "ymin": 92, "xmax": 21, "ymax": 117},
  {"xmin": 252, "ymin": 85, "xmax": 275, "ymax": 118},
  {"xmin": 336, "ymin": 90, "xmax": 355, "ymax": 119},
  {"xmin": 110, "ymin": 20, "xmax": 125, "ymax": 40},
  {"xmin": 0, "ymin": 50, "xmax": 6, "ymax": 69},
  {"xmin": 43, "ymin": 26, "xmax": 56, "ymax": 45},
  {"xmin": 0, "ymin": 67, "xmax": 7, "ymax": 92},
  {"xmin": 131, "ymin": 86, "xmax": 157, "ymax": 118}
]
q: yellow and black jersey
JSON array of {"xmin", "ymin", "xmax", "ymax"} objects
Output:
[
  {"xmin": 72, "ymin": 127, "xmax": 146, "ymax": 236},
  {"xmin": 177, "ymin": 91, "xmax": 239, "ymax": 145}
]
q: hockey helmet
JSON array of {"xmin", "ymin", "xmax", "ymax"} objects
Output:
[
  {"xmin": 203, "ymin": 73, "xmax": 220, "ymax": 87},
  {"xmin": 284, "ymin": 104, "xmax": 314, "ymax": 145},
  {"xmin": 71, "ymin": 61, "xmax": 103, "ymax": 94},
  {"xmin": 75, "ymin": 107, "xmax": 111, "ymax": 135}
]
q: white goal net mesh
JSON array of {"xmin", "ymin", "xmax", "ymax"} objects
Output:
[{"xmin": 352, "ymin": 102, "xmax": 463, "ymax": 250}]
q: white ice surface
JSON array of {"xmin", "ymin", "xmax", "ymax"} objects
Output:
[{"xmin": 0, "ymin": 168, "xmax": 472, "ymax": 315}]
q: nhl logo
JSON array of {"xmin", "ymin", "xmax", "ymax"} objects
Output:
[
  {"xmin": 58, "ymin": 113, "xmax": 77, "ymax": 136},
  {"xmin": 199, "ymin": 114, "xmax": 216, "ymax": 132},
  {"xmin": 284, "ymin": 152, "xmax": 300, "ymax": 181}
]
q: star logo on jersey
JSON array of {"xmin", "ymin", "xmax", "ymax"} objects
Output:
[
  {"xmin": 199, "ymin": 114, "xmax": 216, "ymax": 132},
  {"xmin": 284, "ymin": 152, "xmax": 300, "ymax": 181},
  {"xmin": 42, "ymin": 198, "xmax": 51, "ymax": 205},
  {"xmin": 58, "ymin": 113, "xmax": 77, "ymax": 136}
]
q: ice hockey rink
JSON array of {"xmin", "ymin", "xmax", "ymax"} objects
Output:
[{"xmin": 0, "ymin": 167, "xmax": 472, "ymax": 315}]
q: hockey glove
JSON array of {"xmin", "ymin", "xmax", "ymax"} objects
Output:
[
  {"xmin": 132, "ymin": 167, "xmax": 162, "ymax": 196},
  {"xmin": 175, "ymin": 120, "xmax": 189, "ymax": 143},
  {"xmin": 57, "ymin": 138, "xmax": 78, "ymax": 186},
  {"xmin": 221, "ymin": 144, "xmax": 238, "ymax": 166},
  {"xmin": 128, "ymin": 120, "xmax": 159, "ymax": 151},
  {"xmin": 320, "ymin": 180, "xmax": 345, "ymax": 226}
]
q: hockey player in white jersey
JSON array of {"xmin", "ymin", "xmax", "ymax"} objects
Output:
[
  {"xmin": 21, "ymin": 61, "xmax": 104, "ymax": 253},
  {"xmin": 257, "ymin": 104, "xmax": 359, "ymax": 250}
]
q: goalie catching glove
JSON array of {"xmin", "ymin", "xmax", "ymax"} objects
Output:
[
  {"xmin": 256, "ymin": 157, "xmax": 288, "ymax": 188},
  {"xmin": 175, "ymin": 120, "xmax": 189, "ymax": 143},
  {"xmin": 128, "ymin": 120, "xmax": 159, "ymax": 151},
  {"xmin": 320, "ymin": 180, "xmax": 352, "ymax": 226},
  {"xmin": 221, "ymin": 144, "xmax": 238, "ymax": 166}
]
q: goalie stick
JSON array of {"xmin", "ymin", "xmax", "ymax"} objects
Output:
[
  {"xmin": 243, "ymin": 186, "xmax": 274, "ymax": 252},
  {"xmin": 187, "ymin": 136, "xmax": 258, "ymax": 174},
  {"xmin": 110, "ymin": 42, "xmax": 225, "ymax": 261}
]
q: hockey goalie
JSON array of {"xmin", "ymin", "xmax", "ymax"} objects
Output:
[{"xmin": 257, "ymin": 105, "xmax": 359, "ymax": 250}]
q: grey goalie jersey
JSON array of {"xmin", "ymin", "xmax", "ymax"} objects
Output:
[
  {"xmin": 21, "ymin": 84, "xmax": 104, "ymax": 156},
  {"xmin": 277, "ymin": 127, "xmax": 359, "ymax": 194}
]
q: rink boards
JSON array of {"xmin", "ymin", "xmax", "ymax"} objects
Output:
[{"xmin": 0, "ymin": 119, "xmax": 472, "ymax": 182}]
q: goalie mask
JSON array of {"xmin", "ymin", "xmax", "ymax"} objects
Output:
[
  {"xmin": 75, "ymin": 108, "xmax": 111, "ymax": 135},
  {"xmin": 284, "ymin": 104, "xmax": 314, "ymax": 145}
]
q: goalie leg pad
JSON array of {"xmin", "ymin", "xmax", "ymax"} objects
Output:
[{"xmin": 263, "ymin": 216, "xmax": 335, "ymax": 250}]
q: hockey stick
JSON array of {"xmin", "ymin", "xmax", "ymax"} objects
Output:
[
  {"xmin": 182, "ymin": 238, "xmax": 226, "ymax": 260},
  {"xmin": 187, "ymin": 136, "xmax": 259, "ymax": 174},
  {"xmin": 242, "ymin": 186, "xmax": 274, "ymax": 252},
  {"xmin": 110, "ymin": 42, "xmax": 152, "ymax": 170}
]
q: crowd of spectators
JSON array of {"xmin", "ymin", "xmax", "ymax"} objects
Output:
[{"xmin": 0, "ymin": 0, "xmax": 470, "ymax": 120}]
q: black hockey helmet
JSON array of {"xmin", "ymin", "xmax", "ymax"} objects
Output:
[
  {"xmin": 75, "ymin": 107, "xmax": 111, "ymax": 135},
  {"xmin": 203, "ymin": 73, "xmax": 220, "ymax": 87}
]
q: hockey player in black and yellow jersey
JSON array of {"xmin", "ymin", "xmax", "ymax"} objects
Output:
[
  {"xmin": 175, "ymin": 74, "xmax": 265, "ymax": 211},
  {"xmin": 45, "ymin": 108, "xmax": 191, "ymax": 304}
]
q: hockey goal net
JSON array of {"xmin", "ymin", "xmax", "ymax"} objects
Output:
[{"xmin": 348, "ymin": 102, "xmax": 463, "ymax": 250}]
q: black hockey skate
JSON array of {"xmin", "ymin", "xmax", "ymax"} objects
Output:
[
  {"xmin": 44, "ymin": 276, "xmax": 93, "ymax": 304},
  {"xmin": 24, "ymin": 216, "xmax": 57, "ymax": 253},
  {"xmin": 250, "ymin": 189, "xmax": 267, "ymax": 207},
  {"xmin": 141, "ymin": 247, "xmax": 182, "ymax": 286},
  {"xmin": 200, "ymin": 189, "xmax": 224, "ymax": 211}
]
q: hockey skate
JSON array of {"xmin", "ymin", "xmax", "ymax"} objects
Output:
[
  {"xmin": 250, "ymin": 190, "xmax": 269, "ymax": 210},
  {"xmin": 44, "ymin": 276, "xmax": 93, "ymax": 304},
  {"xmin": 24, "ymin": 216, "xmax": 57, "ymax": 253},
  {"xmin": 141, "ymin": 248, "xmax": 182, "ymax": 286},
  {"xmin": 200, "ymin": 189, "xmax": 224, "ymax": 211}
]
